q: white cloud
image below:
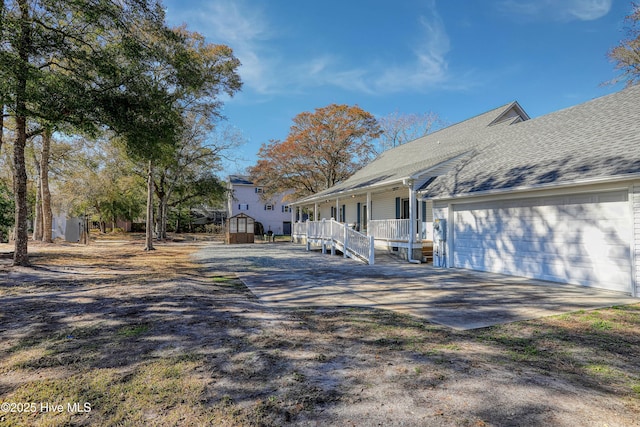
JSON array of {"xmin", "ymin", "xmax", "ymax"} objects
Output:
[
  {"xmin": 166, "ymin": 0, "xmax": 280, "ymax": 95},
  {"xmin": 166, "ymin": 0, "xmax": 453, "ymax": 96},
  {"xmin": 286, "ymin": 3, "xmax": 453, "ymax": 95},
  {"xmin": 498, "ymin": 0, "xmax": 612, "ymax": 22},
  {"xmin": 373, "ymin": 11, "xmax": 451, "ymax": 92}
]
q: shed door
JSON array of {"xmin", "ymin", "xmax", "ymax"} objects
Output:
[{"xmin": 452, "ymin": 190, "xmax": 632, "ymax": 293}]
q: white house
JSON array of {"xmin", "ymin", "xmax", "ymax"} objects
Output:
[
  {"xmin": 291, "ymin": 85, "xmax": 640, "ymax": 297},
  {"xmin": 227, "ymin": 175, "xmax": 292, "ymax": 235}
]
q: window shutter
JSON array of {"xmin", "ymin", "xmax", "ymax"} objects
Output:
[
  {"xmin": 421, "ymin": 201, "xmax": 427, "ymax": 222},
  {"xmin": 356, "ymin": 203, "xmax": 361, "ymax": 225},
  {"xmin": 395, "ymin": 197, "xmax": 400, "ymax": 219}
]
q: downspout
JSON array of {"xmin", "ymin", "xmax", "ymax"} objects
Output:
[{"xmin": 405, "ymin": 179, "xmax": 421, "ymax": 264}]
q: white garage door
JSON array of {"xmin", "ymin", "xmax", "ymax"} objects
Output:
[{"xmin": 452, "ymin": 190, "xmax": 632, "ymax": 292}]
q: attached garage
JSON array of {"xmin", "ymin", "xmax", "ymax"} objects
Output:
[{"xmin": 451, "ymin": 189, "xmax": 632, "ymax": 293}]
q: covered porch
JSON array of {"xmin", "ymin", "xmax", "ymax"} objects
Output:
[{"xmin": 290, "ymin": 180, "xmax": 434, "ymax": 265}]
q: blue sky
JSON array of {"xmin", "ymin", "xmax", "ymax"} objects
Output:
[{"xmin": 163, "ymin": 0, "xmax": 632, "ymax": 174}]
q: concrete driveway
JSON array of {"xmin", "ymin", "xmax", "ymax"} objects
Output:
[{"xmin": 194, "ymin": 242, "xmax": 638, "ymax": 330}]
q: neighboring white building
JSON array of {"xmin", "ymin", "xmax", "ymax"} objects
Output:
[{"xmin": 226, "ymin": 175, "xmax": 292, "ymax": 235}]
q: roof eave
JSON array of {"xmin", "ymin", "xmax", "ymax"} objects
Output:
[
  {"xmin": 423, "ymin": 173, "xmax": 640, "ymax": 201},
  {"xmin": 290, "ymin": 176, "xmax": 410, "ymax": 206}
]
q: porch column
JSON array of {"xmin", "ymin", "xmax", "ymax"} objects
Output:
[
  {"xmin": 366, "ymin": 191, "xmax": 372, "ymax": 235},
  {"xmin": 335, "ymin": 198, "xmax": 340, "ymax": 222},
  {"xmin": 314, "ymin": 203, "xmax": 318, "ymax": 221},
  {"xmin": 408, "ymin": 181, "xmax": 416, "ymax": 258},
  {"xmin": 291, "ymin": 207, "xmax": 295, "ymax": 241}
]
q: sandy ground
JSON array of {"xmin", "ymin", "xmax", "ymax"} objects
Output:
[{"xmin": 0, "ymin": 240, "xmax": 639, "ymax": 426}]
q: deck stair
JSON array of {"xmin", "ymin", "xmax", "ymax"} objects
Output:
[{"xmin": 421, "ymin": 240, "xmax": 433, "ymax": 264}]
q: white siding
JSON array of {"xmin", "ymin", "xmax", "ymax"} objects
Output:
[
  {"xmin": 343, "ymin": 198, "xmax": 362, "ymax": 226},
  {"xmin": 228, "ymin": 183, "xmax": 291, "ymax": 234},
  {"xmin": 424, "ymin": 200, "xmax": 434, "ymax": 223},
  {"xmin": 633, "ymin": 183, "xmax": 640, "ymax": 297},
  {"xmin": 451, "ymin": 190, "xmax": 632, "ymax": 293},
  {"xmin": 372, "ymin": 188, "xmax": 410, "ymax": 220},
  {"xmin": 433, "ymin": 201, "xmax": 449, "ymax": 222}
]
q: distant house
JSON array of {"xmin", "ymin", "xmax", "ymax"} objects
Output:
[
  {"xmin": 291, "ymin": 85, "xmax": 640, "ymax": 297},
  {"xmin": 226, "ymin": 175, "xmax": 292, "ymax": 235}
]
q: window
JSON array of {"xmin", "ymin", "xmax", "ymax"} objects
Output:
[
  {"xmin": 264, "ymin": 204, "xmax": 274, "ymax": 211},
  {"xmin": 255, "ymin": 187, "xmax": 264, "ymax": 194},
  {"xmin": 282, "ymin": 205, "xmax": 290, "ymax": 213},
  {"xmin": 238, "ymin": 203, "xmax": 249, "ymax": 211}
]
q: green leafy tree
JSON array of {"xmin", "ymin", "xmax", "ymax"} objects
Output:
[
  {"xmin": 0, "ymin": 0, "xmax": 177, "ymax": 265},
  {"xmin": 154, "ymin": 119, "xmax": 244, "ymax": 239},
  {"xmin": 145, "ymin": 28, "xmax": 241, "ymax": 243},
  {"xmin": 608, "ymin": 3, "xmax": 640, "ymax": 86},
  {"xmin": 52, "ymin": 136, "xmax": 144, "ymax": 231}
]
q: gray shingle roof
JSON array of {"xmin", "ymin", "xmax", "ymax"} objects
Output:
[
  {"xmin": 295, "ymin": 102, "xmax": 525, "ymax": 204},
  {"xmin": 294, "ymin": 85, "xmax": 640, "ymax": 205},
  {"xmin": 424, "ymin": 84, "xmax": 640, "ymax": 198},
  {"xmin": 228, "ymin": 175, "xmax": 254, "ymax": 185}
]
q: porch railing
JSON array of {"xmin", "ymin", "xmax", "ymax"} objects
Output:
[
  {"xmin": 293, "ymin": 219, "xmax": 375, "ymax": 265},
  {"xmin": 368, "ymin": 219, "xmax": 411, "ymax": 241}
]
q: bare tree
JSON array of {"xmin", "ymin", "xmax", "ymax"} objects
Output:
[
  {"xmin": 607, "ymin": 3, "xmax": 640, "ymax": 87},
  {"xmin": 376, "ymin": 111, "xmax": 445, "ymax": 153}
]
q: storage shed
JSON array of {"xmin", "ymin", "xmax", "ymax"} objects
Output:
[{"xmin": 226, "ymin": 213, "xmax": 255, "ymax": 244}]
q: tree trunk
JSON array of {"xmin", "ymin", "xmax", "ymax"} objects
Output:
[
  {"xmin": 32, "ymin": 160, "xmax": 43, "ymax": 241},
  {"xmin": 154, "ymin": 174, "xmax": 168, "ymax": 240},
  {"xmin": 40, "ymin": 128, "xmax": 53, "ymax": 243},
  {"xmin": 0, "ymin": 103, "xmax": 4, "ymax": 156},
  {"xmin": 13, "ymin": 116, "xmax": 29, "ymax": 265},
  {"xmin": 158, "ymin": 194, "xmax": 168, "ymax": 240},
  {"xmin": 13, "ymin": 0, "xmax": 31, "ymax": 266},
  {"xmin": 144, "ymin": 159, "xmax": 155, "ymax": 251}
]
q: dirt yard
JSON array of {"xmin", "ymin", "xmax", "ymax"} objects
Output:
[{"xmin": 1, "ymin": 238, "xmax": 639, "ymax": 426}]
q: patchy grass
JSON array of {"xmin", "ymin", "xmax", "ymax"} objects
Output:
[
  {"xmin": 117, "ymin": 323, "xmax": 151, "ymax": 338},
  {"xmin": 1, "ymin": 239, "xmax": 639, "ymax": 426}
]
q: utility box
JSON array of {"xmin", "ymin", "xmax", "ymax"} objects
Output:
[
  {"xmin": 226, "ymin": 213, "xmax": 255, "ymax": 244},
  {"xmin": 433, "ymin": 219, "xmax": 447, "ymax": 267},
  {"xmin": 433, "ymin": 218, "xmax": 446, "ymax": 243}
]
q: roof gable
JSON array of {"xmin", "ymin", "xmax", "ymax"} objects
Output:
[
  {"xmin": 423, "ymin": 85, "xmax": 640, "ymax": 198},
  {"xmin": 295, "ymin": 101, "xmax": 527, "ymax": 203},
  {"xmin": 488, "ymin": 101, "xmax": 530, "ymax": 126}
]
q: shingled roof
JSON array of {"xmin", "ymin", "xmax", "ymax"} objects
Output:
[
  {"xmin": 423, "ymin": 84, "xmax": 640, "ymax": 199},
  {"xmin": 295, "ymin": 101, "xmax": 529, "ymax": 203},
  {"xmin": 228, "ymin": 175, "xmax": 254, "ymax": 186},
  {"xmin": 293, "ymin": 84, "xmax": 640, "ymax": 205}
]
